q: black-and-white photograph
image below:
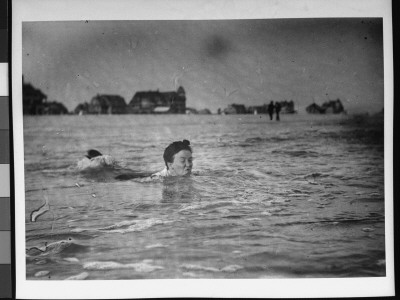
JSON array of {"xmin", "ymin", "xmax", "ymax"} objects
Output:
[{"xmin": 13, "ymin": 0, "xmax": 393, "ymax": 298}]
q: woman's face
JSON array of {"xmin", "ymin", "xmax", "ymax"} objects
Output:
[{"xmin": 168, "ymin": 150, "xmax": 193, "ymax": 176}]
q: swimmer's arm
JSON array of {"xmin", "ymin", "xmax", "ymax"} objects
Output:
[{"xmin": 115, "ymin": 172, "xmax": 153, "ymax": 180}]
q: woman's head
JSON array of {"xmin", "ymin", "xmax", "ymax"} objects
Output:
[{"xmin": 163, "ymin": 140, "xmax": 193, "ymax": 176}]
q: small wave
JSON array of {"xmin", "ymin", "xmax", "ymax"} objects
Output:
[
  {"xmin": 182, "ymin": 272, "xmax": 197, "ymax": 277},
  {"xmin": 34, "ymin": 270, "xmax": 50, "ymax": 277},
  {"xmin": 304, "ymin": 172, "xmax": 329, "ymax": 179},
  {"xmin": 178, "ymin": 201, "xmax": 237, "ymax": 214},
  {"xmin": 287, "ymin": 193, "xmax": 309, "ymax": 198},
  {"xmin": 350, "ymin": 197, "xmax": 384, "ymax": 204},
  {"xmin": 145, "ymin": 243, "xmax": 165, "ymax": 249},
  {"xmin": 180, "ymin": 264, "xmax": 243, "ymax": 273},
  {"xmin": 65, "ymin": 272, "xmax": 89, "ymax": 280},
  {"xmin": 25, "ymin": 162, "xmax": 72, "ymax": 172},
  {"xmin": 222, "ymin": 215, "xmax": 244, "ymax": 219},
  {"xmin": 376, "ymin": 259, "xmax": 385, "ymax": 266},
  {"xmin": 64, "ymin": 257, "xmax": 80, "ymax": 263},
  {"xmin": 180, "ymin": 264, "xmax": 219, "ymax": 272},
  {"xmin": 271, "ymin": 150, "xmax": 320, "ymax": 158},
  {"xmin": 265, "ymin": 197, "xmax": 291, "ymax": 205},
  {"xmin": 97, "ymin": 218, "xmax": 167, "ymax": 233},
  {"xmin": 178, "ymin": 204, "xmax": 203, "ymax": 212},
  {"xmin": 244, "ymin": 137, "xmax": 290, "ymax": 144},
  {"xmin": 83, "ymin": 260, "xmax": 163, "ymax": 272},
  {"xmin": 244, "ymin": 137, "xmax": 263, "ymax": 143},
  {"xmin": 26, "ymin": 238, "xmax": 89, "ymax": 257},
  {"xmin": 26, "ymin": 239, "xmax": 73, "ymax": 257},
  {"xmin": 346, "ymin": 182, "xmax": 379, "ymax": 189},
  {"xmin": 26, "ymin": 232, "xmax": 95, "ymax": 242},
  {"xmin": 221, "ymin": 265, "xmax": 243, "ymax": 272},
  {"xmin": 34, "ymin": 259, "xmax": 48, "ymax": 265},
  {"xmin": 275, "ymin": 216, "xmax": 384, "ymax": 227}
]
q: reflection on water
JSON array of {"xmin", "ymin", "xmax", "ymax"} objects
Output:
[{"xmin": 23, "ymin": 114, "xmax": 385, "ymax": 279}]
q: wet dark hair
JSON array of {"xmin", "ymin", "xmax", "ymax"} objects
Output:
[
  {"xmin": 163, "ymin": 139, "xmax": 192, "ymax": 169},
  {"xmin": 85, "ymin": 149, "xmax": 102, "ymax": 159}
]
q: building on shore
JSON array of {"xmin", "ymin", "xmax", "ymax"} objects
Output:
[
  {"xmin": 279, "ymin": 100, "xmax": 296, "ymax": 114},
  {"xmin": 223, "ymin": 104, "xmax": 247, "ymax": 114},
  {"xmin": 222, "ymin": 100, "xmax": 296, "ymax": 115},
  {"xmin": 186, "ymin": 107, "xmax": 212, "ymax": 114},
  {"xmin": 198, "ymin": 108, "xmax": 212, "ymax": 114},
  {"xmin": 74, "ymin": 102, "xmax": 90, "ymax": 115},
  {"xmin": 88, "ymin": 94, "xmax": 127, "ymax": 114},
  {"xmin": 186, "ymin": 107, "xmax": 198, "ymax": 114},
  {"xmin": 23, "ymin": 77, "xmax": 68, "ymax": 115},
  {"xmin": 306, "ymin": 99, "xmax": 346, "ymax": 114},
  {"xmin": 306, "ymin": 103, "xmax": 325, "ymax": 114},
  {"xmin": 128, "ymin": 86, "xmax": 186, "ymax": 114},
  {"xmin": 247, "ymin": 104, "xmax": 268, "ymax": 114},
  {"xmin": 43, "ymin": 101, "xmax": 68, "ymax": 115},
  {"xmin": 321, "ymin": 99, "xmax": 346, "ymax": 114}
]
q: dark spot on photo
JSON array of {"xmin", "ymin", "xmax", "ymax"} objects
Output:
[{"xmin": 204, "ymin": 35, "xmax": 231, "ymax": 59}]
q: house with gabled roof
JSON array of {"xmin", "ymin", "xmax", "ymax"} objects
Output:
[
  {"xmin": 88, "ymin": 94, "xmax": 127, "ymax": 114},
  {"xmin": 128, "ymin": 86, "xmax": 186, "ymax": 114}
]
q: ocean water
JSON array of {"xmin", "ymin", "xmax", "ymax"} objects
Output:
[{"xmin": 23, "ymin": 113, "xmax": 385, "ymax": 280}]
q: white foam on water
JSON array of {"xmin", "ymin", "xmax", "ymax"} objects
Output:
[
  {"xmin": 65, "ymin": 272, "xmax": 89, "ymax": 280},
  {"xmin": 145, "ymin": 243, "xmax": 165, "ymax": 249},
  {"xmin": 220, "ymin": 265, "xmax": 243, "ymax": 272},
  {"xmin": 83, "ymin": 260, "xmax": 164, "ymax": 272},
  {"xmin": 73, "ymin": 219, "xmax": 168, "ymax": 234},
  {"xmin": 261, "ymin": 211, "xmax": 272, "ymax": 216},
  {"xmin": 133, "ymin": 262, "xmax": 164, "ymax": 273},
  {"xmin": 98, "ymin": 220, "xmax": 137, "ymax": 230},
  {"xmin": 178, "ymin": 204, "xmax": 202, "ymax": 212},
  {"xmin": 182, "ymin": 272, "xmax": 197, "ymax": 277},
  {"xmin": 34, "ymin": 270, "xmax": 50, "ymax": 277},
  {"xmin": 288, "ymin": 193, "xmax": 308, "ymax": 197},
  {"xmin": 180, "ymin": 264, "xmax": 243, "ymax": 273},
  {"xmin": 142, "ymin": 259, "xmax": 153, "ymax": 264},
  {"xmin": 362, "ymin": 227, "xmax": 375, "ymax": 232},
  {"xmin": 98, "ymin": 219, "xmax": 166, "ymax": 233},
  {"xmin": 63, "ymin": 257, "xmax": 80, "ymax": 263},
  {"xmin": 376, "ymin": 259, "xmax": 385, "ymax": 266},
  {"xmin": 180, "ymin": 264, "xmax": 220, "ymax": 272}
]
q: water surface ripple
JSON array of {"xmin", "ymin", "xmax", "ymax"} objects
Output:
[{"xmin": 24, "ymin": 114, "xmax": 385, "ymax": 279}]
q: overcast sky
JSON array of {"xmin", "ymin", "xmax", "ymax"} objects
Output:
[{"xmin": 22, "ymin": 18, "xmax": 383, "ymax": 114}]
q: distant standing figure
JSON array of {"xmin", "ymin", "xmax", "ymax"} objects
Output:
[
  {"xmin": 267, "ymin": 101, "xmax": 274, "ymax": 120},
  {"xmin": 275, "ymin": 102, "xmax": 281, "ymax": 121}
]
